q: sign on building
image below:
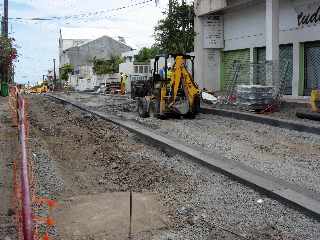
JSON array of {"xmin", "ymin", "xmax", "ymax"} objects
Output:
[
  {"xmin": 203, "ymin": 15, "xmax": 224, "ymax": 49},
  {"xmin": 294, "ymin": 1, "xmax": 320, "ymax": 27}
]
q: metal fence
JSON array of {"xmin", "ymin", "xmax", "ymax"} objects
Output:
[
  {"xmin": 305, "ymin": 44, "xmax": 320, "ymax": 95},
  {"xmin": 221, "ymin": 60, "xmax": 291, "ymax": 111}
]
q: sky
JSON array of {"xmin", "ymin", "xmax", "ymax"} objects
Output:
[{"xmin": 8, "ymin": 0, "xmax": 171, "ymax": 84}]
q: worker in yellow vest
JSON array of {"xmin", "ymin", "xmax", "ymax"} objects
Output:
[
  {"xmin": 167, "ymin": 64, "xmax": 173, "ymax": 96},
  {"xmin": 120, "ymin": 72, "xmax": 128, "ymax": 95}
]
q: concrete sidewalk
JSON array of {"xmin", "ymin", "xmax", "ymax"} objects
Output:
[
  {"xmin": 0, "ymin": 97, "xmax": 18, "ymax": 239},
  {"xmin": 55, "ymin": 192, "xmax": 168, "ymax": 239}
]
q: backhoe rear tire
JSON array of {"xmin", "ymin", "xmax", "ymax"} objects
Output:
[
  {"xmin": 137, "ymin": 98, "xmax": 149, "ymax": 118},
  {"xmin": 184, "ymin": 96, "xmax": 201, "ymax": 119},
  {"xmin": 193, "ymin": 95, "xmax": 201, "ymax": 114}
]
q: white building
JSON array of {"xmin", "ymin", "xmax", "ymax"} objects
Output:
[
  {"xmin": 122, "ymin": 49, "xmax": 140, "ymax": 63},
  {"xmin": 194, "ymin": 0, "xmax": 320, "ymax": 96},
  {"xmin": 59, "ymin": 27, "xmax": 114, "ymax": 68},
  {"xmin": 59, "ymin": 27, "xmax": 136, "ymax": 67},
  {"xmin": 59, "ymin": 28, "xmax": 135, "ymax": 91}
]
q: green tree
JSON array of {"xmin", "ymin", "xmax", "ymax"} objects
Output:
[
  {"xmin": 154, "ymin": 0, "xmax": 195, "ymax": 54},
  {"xmin": 135, "ymin": 46, "xmax": 161, "ymax": 63},
  {"xmin": 0, "ymin": 36, "xmax": 18, "ymax": 83},
  {"xmin": 93, "ymin": 55, "xmax": 123, "ymax": 75},
  {"xmin": 60, "ymin": 64, "xmax": 74, "ymax": 81}
]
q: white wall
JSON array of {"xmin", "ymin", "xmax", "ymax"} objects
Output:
[
  {"xmin": 195, "ymin": 16, "xmax": 221, "ymax": 91},
  {"xmin": 69, "ymin": 73, "xmax": 121, "ymax": 92},
  {"xmin": 224, "ymin": 0, "xmax": 320, "ymax": 50},
  {"xmin": 69, "ymin": 75, "xmax": 94, "ymax": 92},
  {"xmin": 59, "ymin": 39, "xmax": 90, "ymax": 67},
  {"xmin": 224, "ymin": 2, "xmax": 266, "ymax": 50},
  {"xmin": 119, "ymin": 62, "xmax": 134, "ymax": 76}
]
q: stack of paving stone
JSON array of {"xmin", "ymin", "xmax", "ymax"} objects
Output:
[{"xmin": 236, "ymin": 85, "xmax": 274, "ymax": 111}]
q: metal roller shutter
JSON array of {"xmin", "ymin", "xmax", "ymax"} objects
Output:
[{"xmin": 223, "ymin": 49, "xmax": 250, "ymax": 90}]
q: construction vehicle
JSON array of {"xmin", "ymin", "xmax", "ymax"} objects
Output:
[
  {"xmin": 30, "ymin": 84, "xmax": 48, "ymax": 94},
  {"xmin": 137, "ymin": 54, "xmax": 201, "ymax": 118}
]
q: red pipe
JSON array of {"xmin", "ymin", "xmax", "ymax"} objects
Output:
[{"xmin": 18, "ymin": 94, "xmax": 33, "ymax": 240}]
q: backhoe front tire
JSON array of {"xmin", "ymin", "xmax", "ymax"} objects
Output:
[{"xmin": 149, "ymin": 100, "xmax": 160, "ymax": 118}]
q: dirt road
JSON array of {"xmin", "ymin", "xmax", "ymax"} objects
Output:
[
  {"xmin": 0, "ymin": 97, "xmax": 17, "ymax": 240},
  {"xmin": 24, "ymin": 95, "xmax": 320, "ymax": 239},
  {"xmin": 51, "ymin": 92, "xmax": 320, "ymax": 196}
]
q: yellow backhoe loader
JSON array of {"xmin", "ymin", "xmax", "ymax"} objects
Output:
[
  {"xmin": 30, "ymin": 84, "xmax": 48, "ymax": 94},
  {"xmin": 137, "ymin": 54, "xmax": 201, "ymax": 118}
]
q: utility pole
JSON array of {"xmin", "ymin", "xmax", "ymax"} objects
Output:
[
  {"xmin": 4, "ymin": 0, "xmax": 8, "ymax": 37},
  {"xmin": 53, "ymin": 58, "xmax": 57, "ymax": 88},
  {"xmin": 1, "ymin": 17, "xmax": 4, "ymax": 36},
  {"xmin": 1, "ymin": 0, "xmax": 9, "ymax": 84}
]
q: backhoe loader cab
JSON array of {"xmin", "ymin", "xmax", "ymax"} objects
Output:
[{"xmin": 137, "ymin": 54, "xmax": 201, "ymax": 118}]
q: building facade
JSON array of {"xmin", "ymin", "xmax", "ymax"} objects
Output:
[
  {"xmin": 64, "ymin": 35, "xmax": 132, "ymax": 68},
  {"xmin": 59, "ymin": 28, "xmax": 95, "ymax": 68},
  {"xmin": 64, "ymin": 36, "xmax": 132, "ymax": 92},
  {"xmin": 59, "ymin": 27, "xmax": 125, "ymax": 68},
  {"xmin": 195, "ymin": 0, "xmax": 320, "ymax": 96}
]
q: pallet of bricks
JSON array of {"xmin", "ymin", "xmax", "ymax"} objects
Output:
[
  {"xmin": 105, "ymin": 81, "xmax": 121, "ymax": 94},
  {"xmin": 237, "ymin": 85, "xmax": 274, "ymax": 111}
]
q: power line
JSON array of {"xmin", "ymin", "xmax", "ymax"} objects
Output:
[
  {"xmin": 9, "ymin": 0, "xmax": 154, "ymax": 22},
  {"xmin": 10, "ymin": 1, "xmax": 157, "ymax": 26}
]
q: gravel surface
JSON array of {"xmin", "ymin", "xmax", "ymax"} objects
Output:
[
  {"xmin": 30, "ymin": 94, "xmax": 320, "ymax": 239},
  {"xmin": 52, "ymin": 92, "xmax": 320, "ymax": 196},
  {"xmin": 210, "ymin": 101, "xmax": 320, "ymax": 126}
]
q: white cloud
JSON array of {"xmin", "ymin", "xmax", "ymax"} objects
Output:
[{"xmin": 12, "ymin": 0, "xmax": 170, "ymax": 83}]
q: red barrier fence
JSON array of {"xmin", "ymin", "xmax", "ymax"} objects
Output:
[{"xmin": 9, "ymin": 86, "xmax": 57, "ymax": 240}]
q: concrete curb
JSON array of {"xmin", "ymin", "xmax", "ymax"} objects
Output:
[
  {"xmin": 45, "ymin": 94, "xmax": 320, "ymax": 220},
  {"xmin": 201, "ymin": 107, "xmax": 320, "ymax": 135}
]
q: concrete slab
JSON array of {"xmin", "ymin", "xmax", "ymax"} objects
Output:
[{"xmin": 55, "ymin": 192, "xmax": 168, "ymax": 239}]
